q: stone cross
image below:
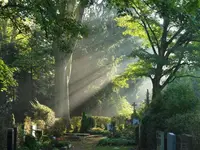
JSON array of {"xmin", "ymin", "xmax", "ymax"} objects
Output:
[{"xmin": 132, "ymin": 102, "xmax": 137, "ymax": 114}]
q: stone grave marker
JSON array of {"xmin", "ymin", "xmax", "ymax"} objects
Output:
[
  {"xmin": 167, "ymin": 132, "xmax": 176, "ymax": 150},
  {"xmin": 177, "ymin": 134, "xmax": 193, "ymax": 150},
  {"xmin": 107, "ymin": 123, "xmax": 112, "ymax": 131},
  {"xmin": 31, "ymin": 124, "xmax": 37, "ymax": 137},
  {"xmin": 156, "ymin": 131, "xmax": 165, "ymax": 150},
  {"xmin": 13, "ymin": 127, "xmax": 17, "ymax": 150},
  {"xmin": 7, "ymin": 128, "xmax": 14, "ymax": 150}
]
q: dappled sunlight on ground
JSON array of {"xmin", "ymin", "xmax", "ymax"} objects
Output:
[{"xmin": 69, "ymin": 136, "xmax": 135, "ymax": 150}]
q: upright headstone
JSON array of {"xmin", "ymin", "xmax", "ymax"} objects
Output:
[
  {"xmin": 31, "ymin": 124, "xmax": 37, "ymax": 137},
  {"xmin": 177, "ymin": 134, "xmax": 193, "ymax": 150},
  {"xmin": 156, "ymin": 131, "xmax": 165, "ymax": 150},
  {"xmin": 167, "ymin": 132, "xmax": 176, "ymax": 150},
  {"xmin": 13, "ymin": 127, "xmax": 17, "ymax": 150},
  {"xmin": 7, "ymin": 128, "xmax": 14, "ymax": 150},
  {"xmin": 107, "ymin": 123, "xmax": 112, "ymax": 131}
]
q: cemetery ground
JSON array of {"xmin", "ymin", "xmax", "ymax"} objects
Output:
[{"xmin": 11, "ymin": 102, "xmax": 137, "ymax": 150}]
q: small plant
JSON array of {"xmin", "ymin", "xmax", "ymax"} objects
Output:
[
  {"xmin": 48, "ymin": 118, "xmax": 66, "ymax": 137},
  {"xmin": 97, "ymin": 137, "xmax": 135, "ymax": 146},
  {"xmin": 24, "ymin": 135, "xmax": 39, "ymax": 150},
  {"xmin": 35, "ymin": 120, "xmax": 46, "ymax": 130},
  {"xmin": 88, "ymin": 127, "xmax": 109, "ymax": 135},
  {"xmin": 71, "ymin": 116, "xmax": 81, "ymax": 132},
  {"xmin": 24, "ymin": 116, "xmax": 32, "ymax": 135}
]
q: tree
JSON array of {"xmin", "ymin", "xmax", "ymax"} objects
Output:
[
  {"xmin": 0, "ymin": 0, "xmax": 93, "ymax": 125},
  {"xmin": 0, "ymin": 58, "xmax": 16, "ymax": 92},
  {"xmin": 109, "ymin": 0, "xmax": 200, "ymax": 101}
]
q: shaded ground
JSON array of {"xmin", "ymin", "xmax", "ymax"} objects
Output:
[{"xmin": 69, "ymin": 136, "xmax": 135, "ymax": 150}]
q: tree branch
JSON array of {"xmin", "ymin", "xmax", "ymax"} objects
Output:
[
  {"xmin": 160, "ymin": 16, "xmax": 169, "ymax": 55},
  {"xmin": 130, "ymin": 1, "xmax": 158, "ymax": 55},
  {"xmin": 161, "ymin": 53, "xmax": 184, "ymax": 88},
  {"xmin": 165, "ymin": 31, "xmax": 190, "ymax": 58},
  {"xmin": 145, "ymin": 18, "xmax": 160, "ymax": 50}
]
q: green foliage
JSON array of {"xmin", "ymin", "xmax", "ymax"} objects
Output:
[
  {"xmin": 24, "ymin": 116, "xmax": 32, "ymax": 135},
  {"xmin": 31, "ymin": 100, "xmax": 55, "ymax": 128},
  {"xmin": 109, "ymin": 0, "xmax": 200, "ymax": 102},
  {"xmin": 17, "ymin": 123, "xmax": 25, "ymax": 146},
  {"xmin": 71, "ymin": 116, "xmax": 81, "ymax": 132},
  {"xmin": 97, "ymin": 138, "xmax": 135, "ymax": 146},
  {"xmin": 24, "ymin": 135, "xmax": 40, "ymax": 150},
  {"xmin": 48, "ymin": 118, "xmax": 66, "ymax": 137},
  {"xmin": 34, "ymin": 120, "xmax": 46, "ymax": 130},
  {"xmin": 121, "ymin": 126, "xmax": 136, "ymax": 140},
  {"xmin": 167, "ymin": 113, "xmax": 200, "ymax": 148},
  {"xmin": 92, "ymin": 116, "xmax": 111, "ymax": 129},
  {"xmin": 80, "ymin": 112, "xmax": 91, "ymax": 132},
  {"xmin": 88, "ymin": 128, "xmax": 110, "ymax": 136},
  {"xmin": 161, "ymin": 79, "xmax": 200, "ymax": 116},
  {"xmin": 0, "ymin": 58, "xmax": 17, "ymax": 92}
]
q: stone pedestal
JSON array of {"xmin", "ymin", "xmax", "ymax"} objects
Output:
[
  {"xmin": 167, "ymin": 132, "xmax": 176, "ymax": 150},
  {"xmin": 7, "ymin": 128, "xmax": 14, "ymax": 150},
  {"xmin": 156, "ymin": 131, "xmax": 165, "ymax": 150}
]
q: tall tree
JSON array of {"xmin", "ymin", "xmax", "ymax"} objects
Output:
[
  {"xmin": 0, "ymin": 0, "xmax": 92, "ymax": 125},
  {"xmin": 109, "ymin": 0, "xmax": 200, "ymax": 101}
]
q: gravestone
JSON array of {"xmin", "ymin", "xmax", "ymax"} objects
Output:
[
  {"xmin": 177, "ymin": 134, "xmax": 193, "ymax": 150},
  {"xmin": 167, "ymin": 132, "xmax": 176, "ymax": 150},
  {"xmin": 107, "ymin": 123, "xmax": 112, "ymax": 131},
  {"xmin": 156, "ymin": 131, "xmax": 165, "ymax": 150},
  {"xmin": 31, "ymin": 124, "xmax": 37, "ymax": 137},
  {"xmin": 7, "ymin": 128, "xmax": 14, "ymax": 150},
  {"xmin": 13, "ymin": 127, "xmax": 17, "ymax": 150},
  {"xmin": 132, "ymin": 118, "xmax": 139, "ymax": 125}
]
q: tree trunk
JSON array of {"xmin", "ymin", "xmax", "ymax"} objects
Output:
[{"xmin": 53, "ymin": 39, "xmax": 73, "ymax": 126}]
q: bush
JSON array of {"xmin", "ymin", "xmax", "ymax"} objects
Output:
[
  {"xmin": 88, "ymin": 127, "xmax": 109, "ymax": 135},
  {"xmin": 92, "ymin": 116, "xmax": 111, "ymax": 129},
  {"xmin": 24, "ymin": 116, "xmax": 32, "ymax": 135},
  {"xmin": 71, "ymin": 116, "xmax": 81, "ymax": 132},
  {"xmin": 31, "ymin": 100, "xmax": 55, "ymax": 128},
  {"xmin": 97, "ymin": 138, "xmax": 135, "ymax": 146},
  {"xmin": 48, "ymin": 118, "xmax": 66, "ymax": 137},
  {"xmin": 35, "ymin": 120, "xmax": 46, "ymax": 130},
  {"xmin": 17, "ymin": 146, "xmax": 30, "ymax": 150},
  {"xmin": 24, "ymin": 135, "xmax": 40, "ymax": 150},
  {"xmin": 167, "ymin": 113, "xmax": 200, "ymax": 150},
  {"xmin": 80, "ymin": 112, "xmax": 89, "ymax": 132}
]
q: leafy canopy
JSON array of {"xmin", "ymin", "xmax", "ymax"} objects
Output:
[
  {"xmin": 110, "ymin": 0, "xmax": 200, "ymax": 91},
  {"xmin": 0, "ymin": 59, "xmax": 17, "ymax": 92}
]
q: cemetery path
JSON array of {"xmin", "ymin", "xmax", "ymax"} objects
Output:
[{"xmin": 70, "ymin": 136, "xmax": 104, "ymax": 150}]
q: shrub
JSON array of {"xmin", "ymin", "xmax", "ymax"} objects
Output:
[
  {"xmin": 24, "ymin": 135, "xmax": 39, "ymax": 150},
  {"xmin": 31, "ymin": 100, "xmax": 55, "ymax": 128},
  {"xmin": 17, "ymin": 123, "xmax": 25, "ymax": 146},
  {"xmin": 111, "ymin": 115, "xmax": 128, "ymax": 129},
  {"xmin": 88, "ymin": 127, "xmax": 109, "ymax": 135},
  {"xmin": 24, "ymin": 116, "xmax": 32, "ymax": 135},
  {"xmin": 80, "ymin": 112, "xmax": 89, "ymax": 132},
  {"xmin": 48, "ymin": 118, "xmax": 66, "ymax": 137},
  {"xmin": 35, "ymin": 120, "xmax": 46, "ymax": 130},
  {"xmin": 17, "ymin": 146, "xmax": 30, "ymax": 150},
  {"xmin": 71, "ymin": 116, "xmax": 81, "ymax": 132},
  {"xmin": 97, "ymin": 138, "xmax": 135, "ymax": 146},
  {"xmin": 166, "ymin": 113, "xmax": 200, "ymax": 150},
  {"xmin": 92, "ymin": 116, "xmax": 111, "ymax": 129},
  {"xmin": 121, "ymin": 126, "xmax": 136, "ymax": 140}
]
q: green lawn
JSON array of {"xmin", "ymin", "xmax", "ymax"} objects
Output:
[{"xmin": 96, "ymin": 146, "xmax": 134, "ymax": 150}]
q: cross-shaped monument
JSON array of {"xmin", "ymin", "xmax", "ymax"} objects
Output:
[{"xmin": 132, "ymin": 102, "xmax": 137, "ymax": 114}]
